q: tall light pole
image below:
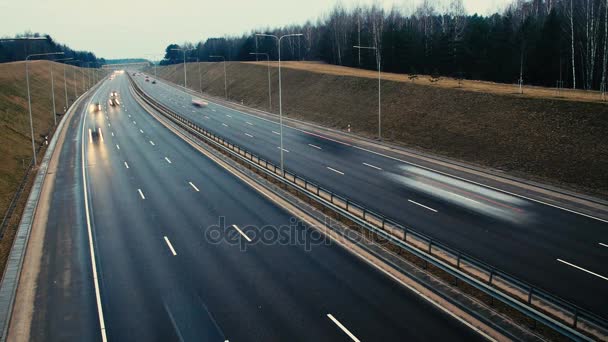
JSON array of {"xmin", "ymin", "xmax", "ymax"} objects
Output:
[
  {"xmin": 62, "ymin": 60, "xmax": 78, "ymax": 109},
  {"xmin": 171, "ymin": 48, "xmax": 194, "ymax": 88},
  {"xmin": 249, "ymin": 52, "xmax": 272, "ymax": 112},
  {"xmin": 50, "ymin": 58, "xmax": 73, "ymax": 126},
  {"xmin": 209, "ymin": 55, "xmax": 228, "ymax": 100},
  {"xmin": 354, "ymin": 45, "xmax": 382, "ymax": 140},
  {"xmin": 25, "ymin": 52, "xmax": 64, "ymax": 166},
  {"xmin": 255, "ymin": 33, "xmax": 303, "ymax": 175}
]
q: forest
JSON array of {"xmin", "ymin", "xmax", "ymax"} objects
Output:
[
  {"xmin": 0, "ymin": 32, "xmax": 104, "ymax": 67},
  {"xmin": 161, "ymin": 0, "xmax": 608, "ymax": 90}
]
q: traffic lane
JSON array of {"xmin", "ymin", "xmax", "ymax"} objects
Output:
[
  {"xmin": 85, "ymin": 84, "xmax": 182, "ymax": 341},
  {"xmin": 28, "ymin": 92, "xmax": 101, "ymax": 342},
  {"xmin": 86, "ymin": 89, "xmax": 228, "ymax": 341},
  {"xmin": 121, "ymin": 75, "xmax": 487, "ymax": 340}
]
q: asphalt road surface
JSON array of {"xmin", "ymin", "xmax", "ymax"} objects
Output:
[
  {"xmin": 28, "ymin": 73, "xmax": 488, "ymax": 341},
  {"xmin": 132, "ymin": 74, "xmax": 608, "ymax": 319}
]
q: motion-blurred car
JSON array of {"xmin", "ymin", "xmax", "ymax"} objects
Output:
[
  {"xmin": 109, "ymin": 91, "xmax": 120, "ymax": 106},
  {"xmin": 192, "ymin": 98, "xmax": 208, "ymax": 108},
  {"xmin": 94, "ymin": 102, "xmax": 102, "ymax": 112},
  {"xmin": 152, "ymin": 80, "xmax": 156, "ymax": 84}
]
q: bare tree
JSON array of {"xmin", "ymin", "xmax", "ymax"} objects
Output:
[{"xmin": 570, "ymin": 0, "xmax": 577, "ymax": 88}]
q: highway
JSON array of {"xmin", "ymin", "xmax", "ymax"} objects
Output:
[
  {"xmin": 133, "ymin": 74, "xmax": 608, "ymax": 318},
  {"xmin": 27, "ymin": 73, "xmax": 488, "ymax": 341}
]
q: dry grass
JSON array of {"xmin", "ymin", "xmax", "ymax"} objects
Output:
[
  {"xmin": 154, "ymin": 61, "xmax": 608, "ymax": 198},
  {"xmin": 249, "ymin": 61, "xmax": 608, "ymax": 104},
  {"xmin": 0, "ymin": 60, "xmax": 96, "ymax": 271}
]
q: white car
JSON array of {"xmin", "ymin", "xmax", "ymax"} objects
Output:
[{"xmin": 191, "ymin": 98, "xmax": 208, "ymax": 108}]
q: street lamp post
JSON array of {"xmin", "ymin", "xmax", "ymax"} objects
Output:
[
  {"xmin": 255, "ymin": 33, "xmax": 303, "ymax": 175},
  {"xmin": 25, "ymin": 52, "xmax": 64, "ymax": 166},
  {"xmin": 171, "ymin": 48, "xmax": 194, "ymax": 88},
  {"xmin": 249, "ymin": 52, "xmax": 272, "ymax": 112},
  {"xmin": 209, "ymin": 56, "xmax": 228, "ymax": 100},
  {"xmin": 354, "ymin": 45, "xmax": 382, "ymax": 140},
  {"xmin": 62, "ymin": 60, "xmax": 78, "ymax": 108},
  {"xmin": 50, "ymin": 58, "xmax": 73, "ymax": 126}
]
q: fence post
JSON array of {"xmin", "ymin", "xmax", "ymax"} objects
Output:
[
  {"xmin": 456, "ymin": 253, "xmax": 461, "ymax": 268},
  {"xmin": 428, "ymin": 240, "xmax": 432, "ymax": 254},
  {"xmin": 527, "ymin": 287, "xmax": 533, "ymax": 304},
  {"xmin": 489, "ymin": 269, "xmax": 494, "ymax": 285},
  {"xmin": 573, "ymin": 310, "xmax": 578, "ymax": 328}
]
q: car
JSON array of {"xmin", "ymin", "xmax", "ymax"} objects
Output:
[
  {"xmin": 191, "ymin": 98, "xmax": 208, "ymax": 107},
  {"xmin": 145, "ymin": 78, "xmax": 149, "ymax": 82},
  {"xmin": 94, "ymin": 102, "xmax": 102, "ymax": 112},
  {"xmin": 109, "ymin": 91, "xmax": 120, "ymax": 106},
  {"xmin": 152, "ymin": 80, "xmax": 156, "ymax": 84}
]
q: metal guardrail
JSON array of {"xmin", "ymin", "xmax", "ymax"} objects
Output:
[{"xmin": 129, "ymin": 75, "xmax": 607, "ymax": 341}]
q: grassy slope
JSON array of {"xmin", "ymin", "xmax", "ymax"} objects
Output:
[
  {"xmin": 0, "ymin": 60, "xmax": 97, "ymax": 270},
  {"xmin": 155, "ymin": 61, "xmax": 608, "ymax": 198}
]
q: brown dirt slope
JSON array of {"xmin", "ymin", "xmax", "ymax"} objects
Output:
[
  {"xmin": 154, "ymin": 62, "xmax": 608, "ymax": 198},
  {"xmin": 0, "ymin": 60, "xmax": 97, "ymax": 271}
]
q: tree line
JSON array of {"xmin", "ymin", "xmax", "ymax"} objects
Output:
[
  {"xmin": 161, "ymin": 0, "xmax": 608, "ymax": 90},
  {"xmin": 0, "ymin": 32, "xmax": 105, "ymax": 67}
]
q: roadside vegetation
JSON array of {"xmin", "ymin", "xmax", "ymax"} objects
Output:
[{"xmin": 0, "ymin": 60, "xmax": 97, "ymax": 271}]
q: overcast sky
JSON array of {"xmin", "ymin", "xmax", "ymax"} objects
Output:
[{"xmin": 0, "ymin": 0, "xmax": 511, "ymax": 59}]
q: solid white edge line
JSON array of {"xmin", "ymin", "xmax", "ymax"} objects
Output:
[
  {"xmin": 81, "ymin": 89, "xmax": 108, "ymax": 342},
  {"xmin": 326, "ymin": 314, "xmax": 360, "ymax": 342},
  {"xmin": 363, "ymin": 162, "xmax": 382, "ymax": 170},
  {"xmin": 308, "ymin": 144, "xmax": 322, "ymax": 150},
  {"xmin": 408, "ymin": 199, "xmax": 438, "ymax": 213},
  {"xmin": 138, "ymin": 189, "xmax": 146, "ymax": 199},
  {"xmin": 124, "ymin": 161, "xmax": 129, "ymax": 169},
  {"xmin": 231, "ymin": 224, "xmax": 252, "ymax": 242},
  {"xmin": 557, "ymin": 259, "xmax": 608, "ymax": 281},
  {"xmin": 327, "ymin": 167, "xmax": 344, "ymax": 175},
  {"xmin": 600, "ymin": 243, "xmax": 608, "ymax": 248},
  {"xmin": 164, "ymin": 236, "xmax": 177, "ymax": 256},
  {"xmin": 189, "ymin": 182, "xmax": 200, "ymax": 192},
  {"xmin": 165, "ymin": 157, "xmax": 172, "ymax": 164}
]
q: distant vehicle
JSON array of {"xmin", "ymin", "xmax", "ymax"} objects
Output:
[
  {"xmin": 152, "ymin": 80, "xmax": 156, "ymax": 84},
  {"xmin": 145, "ymin": 79, "xmax": 149, "ymax": 82},
  {"xmin": 109, "ymin": 91, "xmax": 120, "ymax": 106},
  {"xmin": 192, "ymin": 98, "xmax": 208, "ymax": 107},
  {"xmin": 94, "ymin": 102, "xmax": 102, "ymax": 112}
]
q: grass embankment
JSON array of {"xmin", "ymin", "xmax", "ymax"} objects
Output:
[
  {"xmin": 153, "ymin": 61, "xmax": 608, "ymax": 198},
  {"xmin": 0, "ymin": 60, "xmax": 98, "ymax": 272}
]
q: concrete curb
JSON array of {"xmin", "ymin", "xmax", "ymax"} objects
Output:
[{"xmin": 0, "ymin": 81, "xmax": 100, "ymax": 341}]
